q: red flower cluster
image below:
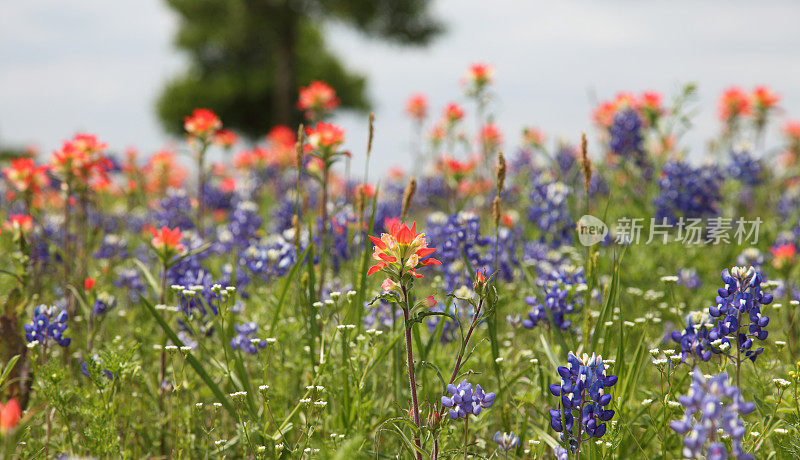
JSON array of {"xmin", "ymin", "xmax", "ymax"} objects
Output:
[
  {"xmin": 184, "ymin": 108, "xmax": 222, "ymax": 139},
  {"xmin": 464, "ymin": 63, "xmax": 494, "ymax": 94},
  {"xmin": 405, "ymin": 93, "xmax": 428, "ymax": 121},
  {"xmin": 297, "ymin": 81, "xmax": 340, "ymax": 120},
  {"xmin": 593, "ymin": 91, "xmax": 664, "ymax": 128},
  {"xmin": 305, "ymin": 122, "xmax": 346, "ymax": 155},
  {"xmin": 235, "ymin": 125, "xmax": 298, "ymax": 170},
  {"xmin": 718, "ymin": 86, "xmax": 779, "ymax": 124},
  {"xmin": 479, "ymin": 123, "xmax": 503, "ymax": 151},
  {"xmin": 367, "ymin": 221, "xmax": 441, "ymax": 283},
  {"xmin": 3, "ymin": 158, "xmax": 50, "ymax": 195},
  {"xmin": 49, "ymin": 133, "xmax": 111, "ymax": 189},
  {"xmin": 143, "ymin": 149, "xmax": 188, "ymax": 194}
]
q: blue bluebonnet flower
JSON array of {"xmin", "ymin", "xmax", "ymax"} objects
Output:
[
  {"xmin": 426, "ymin": 212, "xmax": 492, "ymax": 292},
  {"xmin": 670, "ymin": 371, "xmax": 755, "ymax": 460},
  {"xmin": 527, "ymin": 174, "xmax": 573, "ymax": 246},
  {"xmin": 670, "ymin": 310, "xmax": 715, "ymax": 362},
  {"xmin": 230, "ymin": 322, "xmax": 268, "ymax": 354},
  {"xmin": 523, "ymin": 284, "xmax": 579, "ymax": 331},
  {"xmin": 553, "ymin": 446, "xmax": 569, "ymax": 460},
  {"xmin": 239, "ymin": 233, "xmax": 297, "ymax": 283},
  {"xmin": 270, "ymin": 196, "xmax": 297, "ymax": 234},
  {"xmin": 549, "ymin": 352, "xmax": 617, "ymax": 450},
  {"xmin": 490, "ymin": 225, "xmax": 522, "ymax": 283},
  {"xmin": 81, "ymin": 355, "xmax": 115, "ymax": 380},
  {"xmin": 555, "ymin": 144, "xmax": 578, "ymax": 177},
  {"xmin": 24, "ymin": 304, "xmax": 71, "ymax": 347},
  {"xmin": 608, "ymin": 108, "xmax": 650, "ymax": 176},
  {"xmin": 92, "ymin": 293, "xmax": 117, "ymax": 316},
  {"xmin": 708, "ymin": 266, "xmax": 772, "ymax": 363},
  {"xmin": 151, "ymin": 189, "xmax": 195, "ymax": 230},
  {"xmin": 493, "ymin": 431, "xmax": 519, "ymax": 452},
  {"xmin": 94, "ymin": 234, "xmax": 129, "ymax": 260},
  {"xmin": 414, "ymin": 176, "xmax": 448, "ymax": 209},
  {"xmin": 777, "ymin": 186, "xmax": 800, "ymax": 222},
  {"xmin": 727, "ymin": 149, "xmax": 764, "ymax": 186},
  {"xmin": 677, "ymin": 268, "xmax": 703, "ymax": 289},
  {"xmin": 441, "ymin": 379, "xmax": 495, "ymax": 420},
  {"xmin": 654, "ymin": 161, "xmax": 724, "ymax": 224},
  {"xmin": 312, "ymin": 208, "xmax": 357, "ymax": 271},
  {"xmin": 114, "ymin": 268, "xmax": 146, "ymax": 302},
  {"xmin": 201, "ymin": 182, "xmax": 234, "ymax": 214},
  {"xmin": 226, "ymin": 200, "xmax": 263, "ymax": 247}
]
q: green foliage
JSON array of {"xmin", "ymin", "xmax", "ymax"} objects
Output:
[{"xmin": 157, "ymin": 0, "xmax": 442, "ymax": 137}]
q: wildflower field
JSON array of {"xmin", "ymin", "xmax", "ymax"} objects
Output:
[{"xmin": 2, "ymin": 65, "xmax": 800, "ymax": 459}]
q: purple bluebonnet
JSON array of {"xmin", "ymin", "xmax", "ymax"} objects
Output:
[
  {"xmin": 226, "ymin": 200, "xmax": 263, "ymax": 247},
  {"xmin": 151, "ymin": 189, "xmax": 196, "ymax": 230},
  {"xmin": 441, "ymin": 379, "xmax": 495, "ymax": 420},
  {"xmin": 81, "ymin": 355, "xmax": 115, "ymax": 380},
  {"xmin": 238, "ymin": 233, "xmax": 297, "ymax": 284},
  {"xmin": 670, "ymin": 310, "xmax": 715, "ymax": 362},
  {"xmin": 114, "ymin": 268, "xmax": 146, "ymax": 302},
  {"xmin": 527, "ymin": 174, "xmax": 573, "ymax": 246},
  {"xmin": 426, "ymin": 212, "xmax": 492, "ymax": 292},
  {"xmin": 608, "ymin": 108, "xmax": 650, "ymax": 176},
  {"xmin": 553, "ymin": 446, "xmax": 569, "ymax": 460},
  {"xmin": 727, "ymin": 149, "xmax": 764, "ymax": 186},
  {"xmin": 654, "ymin": 161, "xmax": 723, "ymax": 224},
  {"xmin": 549, "ymin": 352, "xmax": 617, "ymax": 452},
  {"xmin": 677, "ymin": 268, "xmax": 703, "ymax": 289},
  {"xmin": 230, "ymin": 322, "xmax": 268, "ymax": 354},
  {"xmin": 493, "ymin": 431, "xmax": 519, "ymax": 453},
  {"xmin": 201, "ymin": 181, "xmax": 234, "ymax": 214},
  {"xmin": 94, "ymin": 234, "xmax": 129, "ymax": 260},
  {"xmin": 92, "ymin": 293, "xmax": 117, "ymax": 316},
  {"xmin": 522, "ymin": 284, "xmax": 579, "ymax": 331},
  {"xmin": 670, "ymin": 371, "xmax": 755, "ymax": 460},
  {"xmin": 708, "ymin": 267, "xmax": 772, "ymax": 362},
  {"xmin": 24, "ymin": 303, "xmax": 71, "ymax": 347}
]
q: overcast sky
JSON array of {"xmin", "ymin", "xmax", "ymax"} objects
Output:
[{"xmin": 2, "ymin": 1, "xmax": 800, "ymax": 175}]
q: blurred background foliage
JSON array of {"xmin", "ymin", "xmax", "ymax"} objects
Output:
[{"xmin": 157, "ymin": 0, "xmax": 444, "ymax": 138}]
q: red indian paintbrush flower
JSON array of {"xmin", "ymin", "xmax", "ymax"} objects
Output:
[
  {"xmin": 479, "ymin": 123, "xmax": 503, "ymax": 151},
  {"xmin": 522, "ymin": 126, "xmax": 546, "ymax": 149},
  {"xmin": 443, "ymin": 103, "xmax": 465, "ymax": 125},
  {"xmin": 464, "ymin": 63, "xmax": 494, "ymax": 95},
  {"xmin": 213, "ymin": 129, "xmax": 238, "ymax": 148},
  {"xmin": 148, "ymin": 225, "xmax": 185, "ymax": 265},
  {"xmin": 50, "ymin": 133, "xmax": 111, "ymax": 186},
  {"xmin": 184, "ymin": 108, "xmax": 222, "ymax": 139},
  {"xmin": 752, "ymin": 86, "xmax": 779, "ymax": 111},
  {"xmin": 305, "ymin": 122, "xmax": 346, "ymax": 153},
  {"xmin": 0, "ymin": 398, "xmax": 22, "ymax": 433},
  {"xmin": 405, "ymin": 94, "xmax": 428, "ymax": 121},
  {"xmin": 4, "ymin": 214, "xmax": 33, "ymax": 234},
  {"xmin": 718, "ymin": 87, "xmax": 751, "ymax": 123},
  {"xmin": 3, "ymin": 158, "xmax": 50, "ymax": 194},
  {"xmin": 298, "ymin": 81, "xmax": 340, "ymax": 119},
  {"xmin": 367, "ymin": 221, "xmax": 441, "ymax": 283}
]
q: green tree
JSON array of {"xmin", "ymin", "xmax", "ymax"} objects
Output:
[{"xmin": 157, "ymin": 0, "xmax": 443, "ymax": 138}]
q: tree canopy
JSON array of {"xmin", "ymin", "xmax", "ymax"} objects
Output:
[{"xmin": 157, "ymin": 0, "xmax": 443, "ymax": 139}]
